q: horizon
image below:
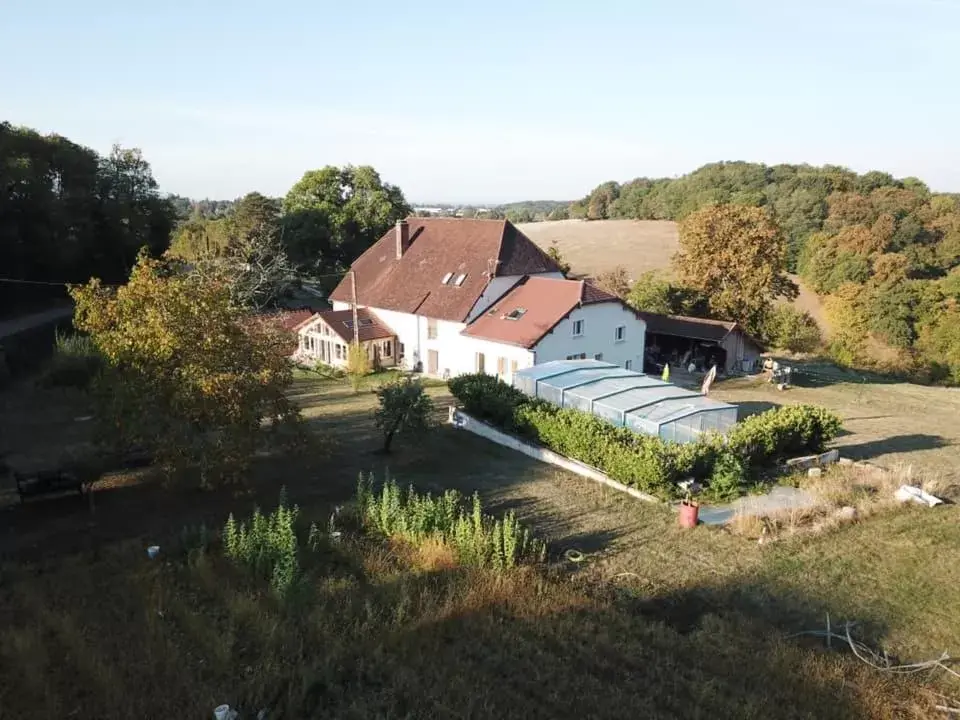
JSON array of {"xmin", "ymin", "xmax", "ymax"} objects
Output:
[{"xmin": 4, "ymin": 0, "xmax": 960, "ymax": 201}]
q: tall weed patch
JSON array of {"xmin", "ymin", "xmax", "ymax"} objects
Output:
[
  {"xmin": 357, "ymin": 474, "xmax": 546, "ymax": 569},
  {"xmin": 223, "ymin": 490, "xmax": 302, "ymax": 596}
]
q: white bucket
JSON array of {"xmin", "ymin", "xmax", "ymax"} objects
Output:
[{"xmin": 147, "ymin": 545, "xmax": 160, "ymax": 559}]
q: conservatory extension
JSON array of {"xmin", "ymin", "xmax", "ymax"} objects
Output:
[{"xmin": 512, "ymin": 359, "xmax": 737, "ymax": 444}]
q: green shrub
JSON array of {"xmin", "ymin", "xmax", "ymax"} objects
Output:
[
  {"xmin": 762, "ymin": 305, "xmax": 822, "ymax": 353},
  {"xmin": 42, "ymin": 330, "xmax": 103, "ymax": 388},
  {"xmin": 448, "ymin": 373, "xmax": 527, "ymax": 429},
  {"xmin": 223, "ymin": 490, "xmax": 300, "ymax": 596},
  {"xmin": 450, "ymin": 376, "xmax": 843, "ymax": 500},
  {"xmin": 727, "ymin": 404, "xmax": 842, "ymax": 467},
  {"xmin": 701, "ymin": 451, "xmax": 746, "ymax": 503},
  {"xmin": 357, "ymin": 474, "xmax": 546, "ymax": 569}
]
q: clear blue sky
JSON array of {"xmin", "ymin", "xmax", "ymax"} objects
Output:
[{"xmin": 3, "ymin": 0, "xmax": 958, "ymax": 202}]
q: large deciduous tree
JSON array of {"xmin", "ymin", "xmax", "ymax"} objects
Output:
[
  {"xmin": 674, "ymin": 205, "xmax": 798, "ymax": 333},
  {"xmin": 282, "ymin": 165, "xmax": 410, "ymax": 273},
  {"xmin": 70, "ymin": 252, "xmax": 301, "ymax": 487},
  {"xmin": 0, "ymin": 124, "xmax": 174, "ymax": 312}
]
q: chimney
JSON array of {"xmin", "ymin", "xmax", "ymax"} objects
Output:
[{"xmin": 395, "ymin": 219, "xmax": 410, "ymax": 259}]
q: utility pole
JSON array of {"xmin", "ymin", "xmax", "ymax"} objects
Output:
[{"xmin": 350, "ymin": 270, "xmax": 359, "ymax": 345}]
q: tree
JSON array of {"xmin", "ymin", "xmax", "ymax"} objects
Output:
[
  {"xmin": 281, "ymin": 165, "xmax": 410, "ymax": 273},
  {"xmin": 70, "ymin": 252, "xmax": 300, "ymax": 487},
  {"xmin": 675, "ymin": 205, "xmax": 798, "ymax": 333},
  {"xmin": 373, "ymin": 376, "xmax": 434, "ymax": 452},
  {"xmin": 593, "ymin": 266, "xmax": 631, "ymax": 298},
  {"xmin": 546, "ymin": 241, "xmax": 572, "ymax": 276},
  {"xmin": 346, "ymin": 341, "xmax": 371, "ymax": 393},
  {"xmin": 626, "ymin": 272, "xmax": 675, "ymax": 315},
  {"xmin": 761, "ymin": 305, "xmax": 822, "ymax": 353},
  {"xmin": 0, "ymin": 124, "xmax": 174, "ymax": 313},
  {"xmin": 625, "ymin": 271, "xmax": 709, "ymax": 317},
  {"xmin": 823, "ymin": 283, "xmax": 868, "ymax": 366}
]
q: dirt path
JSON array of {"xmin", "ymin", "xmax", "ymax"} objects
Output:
[{"xmin": 0, "ymin": 305, "xmax": 72, "ymax": 340}]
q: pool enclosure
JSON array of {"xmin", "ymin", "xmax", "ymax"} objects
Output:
[{"xmin": 512, "ymin": 360, "xmax": 737, "ymax": 443}]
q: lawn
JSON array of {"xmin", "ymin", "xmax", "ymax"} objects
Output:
[{"xmin": 0, "ymin": 374, "xmax": 957, "ymax": 718}]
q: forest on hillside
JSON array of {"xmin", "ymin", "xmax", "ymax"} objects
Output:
[{"xmin": 574, "ymin": 163, "xmax": 960, "ymax": 384}]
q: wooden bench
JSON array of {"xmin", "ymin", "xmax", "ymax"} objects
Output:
[{"xmin": 14, "ymin": 469, "xmax": 85, "ymax": 503}]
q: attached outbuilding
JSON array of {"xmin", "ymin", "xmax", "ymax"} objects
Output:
[
  {"xmin": 638, "ymin": 313, "xmax": 763, "ymax": 376},
  {"xmin": 295, "ymin": 308, "xmax": 398, "ymax": 369}
]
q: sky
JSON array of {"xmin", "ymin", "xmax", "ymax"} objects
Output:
[{"xmin": 2, "ymin": 0, "xmax": 959, "ymax": 203}]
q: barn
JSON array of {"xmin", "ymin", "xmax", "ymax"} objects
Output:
[{"xmin": 638, "ymin": 313, "xmax": 763, "ymax": 376}]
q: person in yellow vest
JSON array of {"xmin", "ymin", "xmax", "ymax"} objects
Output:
[{"xmin": 661, "ymin": 364, "xmax": 670, "ymax": 382}]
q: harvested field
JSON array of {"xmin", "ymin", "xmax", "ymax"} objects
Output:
[{"xmin": 518, "ymin": 219, "xmax": 827, "ymax": 327}]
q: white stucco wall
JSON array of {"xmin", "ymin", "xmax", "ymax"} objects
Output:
[
  {"xmin": 465, "ymin": 272, "xmax": 565, "ymax": 323},
  {"xmin": 533, "ymin": 302, "xmax": 646, "ymax": 369}
]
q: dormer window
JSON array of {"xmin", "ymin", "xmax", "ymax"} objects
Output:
[
  {"xmin": 441, "ymin": 272, "xmax": 453, "ymax": 285},
  {"xmin": 505, "ymin": 308, "xmax": 526, "ymax": 320}
]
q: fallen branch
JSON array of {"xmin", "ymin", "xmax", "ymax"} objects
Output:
[{"xmin": 787, "ymin": 614, "xmax": 959, "ymax": 682}]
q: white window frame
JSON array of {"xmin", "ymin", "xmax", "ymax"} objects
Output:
[
  {"xmin": 427, "ymin": 318, "xmax": 438, "ymax": 340},
  {"xmin": 615, "ymin": 325, "xmax": 625, "ymax": 343},
  {"xmin": 572, "ymin": 319, "xmax": 584, "ymax": 337}
]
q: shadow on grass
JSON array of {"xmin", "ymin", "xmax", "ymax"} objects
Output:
[
  {"xmin": 839, "ymin": 433, "xmax": 950, "ymax": 460},
  {"xmin": 782, "ymin": 357, "xmax": 905, "ymax": 388},
  {"xmin": 282, "ymin": 570, "xmax": 925, "ymax": 720}
]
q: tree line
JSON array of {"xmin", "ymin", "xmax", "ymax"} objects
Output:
[
  {"xmin": 0, "ymin": 122, "xmax": 176, "ymax": 314},
  {"xmin": 575, "ymin": 164, "xmax": 960, "ymax": 384},
  {"xmin": 2, "ymin": 122, "xmax": 412, "ymax": 315}
]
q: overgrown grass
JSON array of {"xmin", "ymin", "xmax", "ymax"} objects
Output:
[
  {"xmin": 0, "ymin": 521, "xmax": 940, "ymax": 719},
  {"xmin": 357, "ymin": 473, "xmax": 546, "ymax": 569},
  {"xmin": 41, "ymin": 330, "xmax": 102, "ymax": 388}
]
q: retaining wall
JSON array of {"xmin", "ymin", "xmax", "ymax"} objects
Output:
[{"xmin": 448, "ymin": 406, "xmax": 659, "ymax": 504}]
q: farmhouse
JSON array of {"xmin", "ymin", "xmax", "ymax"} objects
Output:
[
  {"xmin": 638, "ymin": 313, "xmax": 763, "ymax": 376},
  {"xmin": 297, "ymin": 218, "xmax": 647, "ymax": 379}
]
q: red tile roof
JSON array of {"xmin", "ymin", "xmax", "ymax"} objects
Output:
[
  {"xmin": 307, "ymin": 308, "xmax": 396, "ymax": 343},
  {"xmin": 461, "ymin": 277, "xmax": 620, "ymax": 348},
  {"xmin": 328, "ymin": 218, "xmax": 563, "ymax": 323}
]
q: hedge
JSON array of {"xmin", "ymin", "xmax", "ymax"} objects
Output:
[{"xmin": 449, "ymin": 373, "xmax": 842, "ymax": 500}]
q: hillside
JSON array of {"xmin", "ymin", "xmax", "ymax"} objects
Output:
[{"xmin": 518, "ymin": 219, "xmax": 826, "ymax": 328}]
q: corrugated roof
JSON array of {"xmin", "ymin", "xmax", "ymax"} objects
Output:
[
  {"xmin": 513, "ymin": 360, "xmax": 737, "ymax": 433},
  {"xmin": 328, "ymin": 218, "xmax": 563, "ymax": 323},
  {"xmin": 637, "ymin": 312, "xmax": 738, "ymax": 343},
  {"xmin": 460, "ymin": 277, "xmax": 621, "ymax": 348}
]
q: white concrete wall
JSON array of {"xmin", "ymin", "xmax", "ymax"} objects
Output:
[
  {"xmin": 449, "ymin": 407, "xmax": 658, "ymax": 503},
  {"xmin": 465, "ymin": 272, "xmax": 565, "ymax": 323},
  {"xmin": 445, "ymin": 334, "xmax": 535, "ymax": 383},
  {"xmin": 534, "ymin": 302, "xmax": 646, "ymax": 369}
]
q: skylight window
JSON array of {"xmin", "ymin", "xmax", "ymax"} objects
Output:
[
  {"xmin": 343, "ymin": 319, "xmax": 374, "ymax": 329},
  {"xmin": 454, "ymin": 273, "xmax": 467, "ymax": 286},
  {"xmin": 505, "ymin": 308, "xmax": 526, "ymax": 320},
  {"xmin": 441, "ymin": 272, "xmax": 453, "ymax": 285}
]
